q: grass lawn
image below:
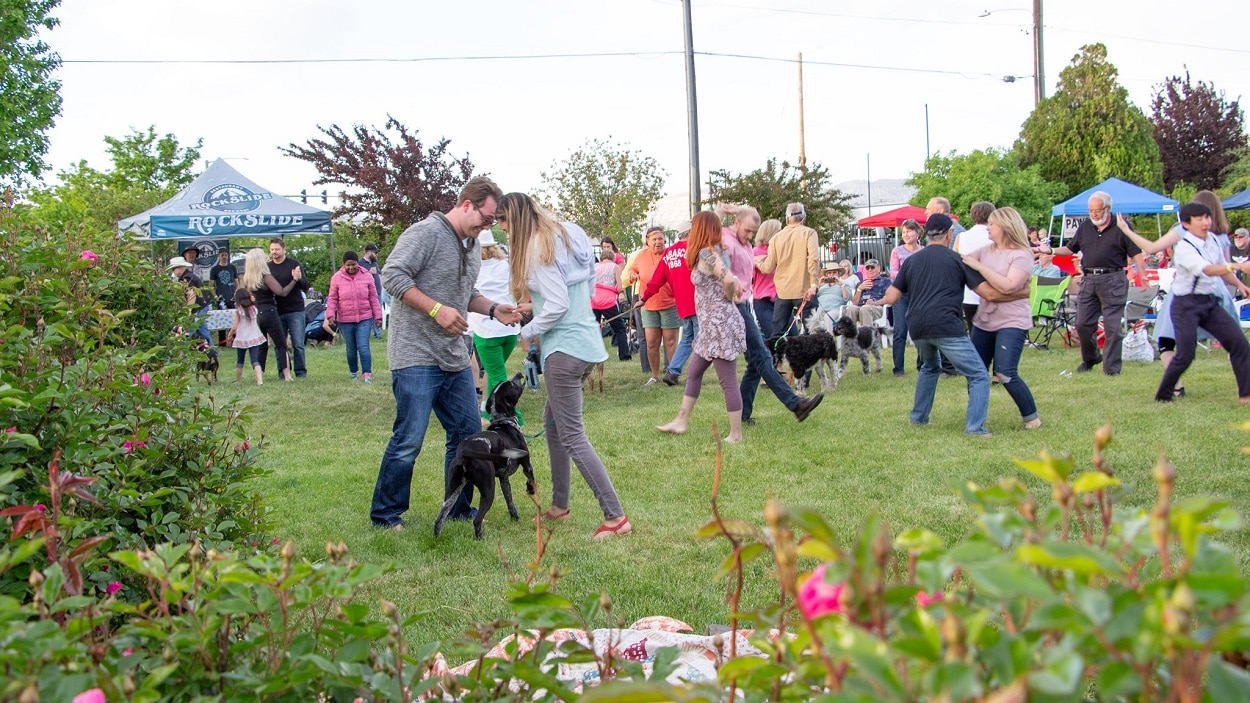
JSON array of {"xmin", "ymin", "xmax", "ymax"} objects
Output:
[{"xmin": 210, "ymin": 333, "xmax": 1250, "ymax": 648}]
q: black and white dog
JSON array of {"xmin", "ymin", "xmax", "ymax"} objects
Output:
[
  {"xmin": 766, "ymin": 322, "xmax": 839, "ymax": 394},
  {"xmin": 832, "ymin": 315, "xmax": 884, "ymax": 377},
  {"xmin": 194, "ymin": 340, "xmax": 219, "ymax": 385},
  {"xmin": 434, "ymin": 373, "xmax": 536, "ymax": 540}
]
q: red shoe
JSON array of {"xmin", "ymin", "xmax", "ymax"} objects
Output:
[
  {"xmin": 593, "ymin": 517, "xmax": 632, "ymax": 539},
  {"xmin": 542, "ymin": 507, "xmax": 570, "ymax": 521}
]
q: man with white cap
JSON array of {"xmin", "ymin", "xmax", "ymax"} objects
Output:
[
  {"xmin": 755, "ymin": 202, "xmax": 820, "ymax": 336},
  {"xmin": 168, "ymin": 255, "xmax": 211, "ymax": 342}
]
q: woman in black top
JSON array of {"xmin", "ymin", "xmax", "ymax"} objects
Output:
[{"xmin": 239, "ymin": 248, "xmax": 302, "ymax": 381}]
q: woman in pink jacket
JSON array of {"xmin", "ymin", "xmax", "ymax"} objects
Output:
[{"xmin": 324, "ymin": 251, "xmax": 383, "ymax": 382}]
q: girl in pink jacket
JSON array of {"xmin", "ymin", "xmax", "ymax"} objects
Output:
[{"xmin": 325, "ymin": 251, "xmax": 383, "ymax": 382}]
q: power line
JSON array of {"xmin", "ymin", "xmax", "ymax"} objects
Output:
[{"xmin": 61, "ymin": 50, "xmax": 1022, "ymax": 80}]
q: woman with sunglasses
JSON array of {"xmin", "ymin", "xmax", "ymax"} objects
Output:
[{"xmin": 496, "ymin": 193, "xmax": 631, "ymax": 539}]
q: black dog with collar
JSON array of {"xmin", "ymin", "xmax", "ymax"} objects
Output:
[{"xmin": 434, "ymin": 373, "xmax": 536, "ymax": 540}]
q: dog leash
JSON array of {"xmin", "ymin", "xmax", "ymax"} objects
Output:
[
  {"xmin": 780, "ymin": 298, "xmax": 810, "ymax": 337},
  {"xmin": 523, "ymin": 417, "xmax": 556, "ymax": 440}
]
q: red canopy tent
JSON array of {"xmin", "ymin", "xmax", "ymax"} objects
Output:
[{"xmin": 855, "ymin": 205, "xmax": 930, "ymax": 228}]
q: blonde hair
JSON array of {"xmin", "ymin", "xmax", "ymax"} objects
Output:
[
  {"xmin": 481, "ymin": 244, "xmax": 506, "ymax": 261},
  {"xmin": 988, "ymin": 207, "xmax": 1031, "ymax": 251},
  {"xmin": 238, "ymin": 248, "xmax": 271, "ymax": 292},
  {"xmin": 755, "ymin": 219, "xmax": 782, "ymax": 247},
  {"xmin": 499, "ymin": 192, "xmax": 571, "ymax": 303}
]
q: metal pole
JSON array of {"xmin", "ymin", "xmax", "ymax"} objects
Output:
[
  {"xmin": 1033, "ymin": 0, "xmax": 1045, "ymax": 105},
  {"xmin": 682, "ymin": 0, "xmax": 701, "ymax": 217},
  {"xmin": 924, "ymin": 103, "xmax": 931, "ymax": 160},
  {"xmin": 798, "ymin": 52, "xmax": 807, "ymax": 190},
  {"xmin": 866, "ymin": 153, "xmax": 872, "ymax": 216}
]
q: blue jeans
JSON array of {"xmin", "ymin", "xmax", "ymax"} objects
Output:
[
  {"xmin": 891, "ymin": 294, "xmax": 909, "ymax": 374},
  {"xmin": 668, "ymin": 315, "xmax": 698, "ymax": 375},
  {"xmin": 338, "ymin": 321, "xmax": 374, "ymax": 375},
  {"xmin": 737, "ymin": 301, "xmax": 801, "ymax": 420},
  {"xmin": 912, "ymin": 336, "xmax": 990, "ymax": 435},
  {"xmin": 971, "ymin": 326, "xmax": 1037, "ymax": 422},
  {"xmin": 370, "ymin": 365, "xmax": 481, "ymax": 526},
  {"xmin": 279, "ymin": 310, "xmax": 307, "ymax": 377},
  {"xmin": 753, "ymin": 298, "xmax": 775, "ymax": 339}
]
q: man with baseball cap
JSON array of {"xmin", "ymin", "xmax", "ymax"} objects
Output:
[
  {"xmin": 361, "ymin": 243, "xmax": 384, "ymax": 338},
  {"xmin": 845, "ymin": 258, "xmax": 891, "ymax": 326},
  {"xmin": 755, "ymin": 202, "xmax": 820, "ymax": 336},
  {"xmin": 880, "ymin": 214, "xmax": 997, "ymax": 436}
]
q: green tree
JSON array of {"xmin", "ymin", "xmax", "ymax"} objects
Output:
[
  {"xmin": 25, "ymin": 126, "xmax": 201, "ymax": 234},
  {"xmin": 0, "ymin": 0, "xmax": 62, "ymax": 187},
  {"xmin": 1151, "ymin": 70, "xmax": 1246, "ymax": 192},
  {"xmin": 706, "ymin": 158, "xmax": 854, "ymax": 240},
  {"xmin": 907, "ymin": 148, "xmax": 1067, "ymax": 227},
  {"xmin": 537, "ymin": 137, "xmax": 667, "ymax": 250},
  {"xmin": 1016, "ymin": 43, "xmax": 1162, "ymax": 196}
]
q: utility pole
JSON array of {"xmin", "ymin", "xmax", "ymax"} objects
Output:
[
  {"xmin": 798, "ymin": 53, "xmax": 807, "ymax": 189},
  {"xmin": 682, "ymin": 0, "xmax": 701, "ymax": 217},
  {"xmin": 924, "ymin": 103, "xmax": 930, "ymax": 161},
  {"xmin": 1033, "ymin": 0, "xmax": 1045, "ymax": 105}
]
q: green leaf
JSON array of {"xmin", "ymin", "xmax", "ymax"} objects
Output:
[
  {"xmin": 1205, "ymin": 657, "xmax": 1250, "ymax": 702},
  {"xmin": 1071, "ymin": 472, "xmax": 1119, "ymax": 493},
  {"xmin": 963, "ymin": 561, "xmax": 1054, "ymax": 600},
  {"xmin": 580, "ymin": 681, "xmax": 680, "ymax": 703},
  {"xmin": 895, "ymin": 528, "xmax": 944, "ymax": 554},
  {"xmin": 1017, "ymin": 542, "xmax": 1125, "ymax": 577},
  {"xmin": 1096, "ymin": 661, "xmax": 1141, "ymax": 700},
  {"xmin": 1027, "ymin": 649, "xmax": 1083, "ymax": 695}
]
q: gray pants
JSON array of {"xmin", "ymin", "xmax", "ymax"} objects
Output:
[
  {"xmin": 543, "ymin": 352, "xmax": 624, "ymax": 520},
  {"xmin": 1075, "ymin": 272, "xmax": 1128, "ymax": 374}
]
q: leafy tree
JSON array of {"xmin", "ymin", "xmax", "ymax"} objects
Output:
[
  {"xmin": 907, "ymin": 148, "xmax": 1067, "ymax": 227},
  {"xmin": 537, "ymin": 138, "xmax": 667, "ymax": 251},
  {"xmin": 706, "ymin": 158, "xmax": 854, "ymax": 240},
  {"xmin": 1150, "ymin": 70, "xmax": 1246, "ymax": 192},
  {"xmin": 1016, "ymin": 44, "xmax": 1162, "ymax": 196},
  {"xmin": 280, "ymin": 116, "xmax": 473, "ymax": 236},
  {"xmin": 25, "ymin": 126, "xmax": 201, "ymax": 234},
  {"xmin": 0, "ymin": 0, "xmax": 62, "ymax": 187}
]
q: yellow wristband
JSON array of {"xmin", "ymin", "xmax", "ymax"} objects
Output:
[
  {"xmin": 429, "ymin": 302, "xmax": 442, "ymax": 318},
  {"xmin": 1228, "ymin": 264, "xmax": 1236, "ymax": 274}
]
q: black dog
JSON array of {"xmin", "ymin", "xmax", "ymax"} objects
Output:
[
  {"xmin": 766, "ymin": 329, "xmax": 838, "ymax": 394},
  {"xmin": 832, "ymin": 316, "xmax": 883, "ymax": 376},
  {"xmin": 434, "ymin": 374, "xmax": 536, "ymax": 540},
  {"xmin": 195, "ymin": 340, "xmax": 219, "ymax": 385}
]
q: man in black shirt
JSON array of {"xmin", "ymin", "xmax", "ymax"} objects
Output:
[
  {"xmin": 209, "ymin": 249, "xmax": 238, "ymax": 308},
  {"xmin": 268, "ymin": 238, "xmax": 311, "ymax": 377},
  {"xmin": 1052, "ymin": 191, "xmax": 1148, "ymax": 376},
  {"xmin": 361, "ymin": 243, "xmax": 384, "ymax": 339},
  {"xmin": 882, "ymin": 214, "xmax": 1017, "ymax": 437}
]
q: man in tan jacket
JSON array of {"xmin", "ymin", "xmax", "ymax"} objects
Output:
[{"xmin": 755, "ymin": 202, "xmax": 820, "ymax": 337}]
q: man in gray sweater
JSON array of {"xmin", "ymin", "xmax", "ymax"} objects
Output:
[{"xmin": 370, "ymin": 177, "xmax": 522, "ymax": 529}]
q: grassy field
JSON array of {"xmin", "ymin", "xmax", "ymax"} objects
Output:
[{"xmin": 209, "ymin": 333, "xmax": 1250, "ymax": 647}]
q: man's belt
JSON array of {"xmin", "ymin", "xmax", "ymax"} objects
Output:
[{"xmin": 1083, "ymin": 267, "xmax": 1121, "ymax": 275}]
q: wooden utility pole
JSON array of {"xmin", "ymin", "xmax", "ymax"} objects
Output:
[{"xmin": 797, "ymin": 53, "xmax": 807, "ymax": 189}]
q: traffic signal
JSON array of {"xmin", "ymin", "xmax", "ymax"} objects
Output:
[
  {"xmin": 321, "ymin": 190, "xmax": 328, "ymax": 204},
  {"xmin": 300, "ymin": 189, "xmax": 307, "ymax": 204}
]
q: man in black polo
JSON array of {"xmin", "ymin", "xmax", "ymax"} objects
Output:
[{"xmin": 1052, "ymin": 191, "xmax": 1148, "ymax": 376}]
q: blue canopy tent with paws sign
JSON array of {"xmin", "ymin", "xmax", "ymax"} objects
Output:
[
  {"xmin": 118, "ymin": 159, "xmax": 333, "ymax": 240},
  {"xmin": 1049, "ymin": 177, "xmax": 1178, "ymax": 247}
]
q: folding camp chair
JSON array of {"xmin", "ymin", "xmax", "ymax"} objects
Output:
[{"xmin": 1028, "ymin": 275, "xmax": 1072, "ymax": 350}]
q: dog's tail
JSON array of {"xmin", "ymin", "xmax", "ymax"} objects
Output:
[{"xmin": 433, "ymin": 481, "xmax": 467, "ymax": 537}]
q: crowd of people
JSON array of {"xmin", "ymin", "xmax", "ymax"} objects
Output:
[{"xmin": 168, "ymin": 177, "xmax": 1250, "ymax": 540}]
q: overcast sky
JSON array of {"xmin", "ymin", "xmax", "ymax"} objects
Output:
[{"xmin": 40, "ymin": 0, "xmax": 1250, "ymax": 210}]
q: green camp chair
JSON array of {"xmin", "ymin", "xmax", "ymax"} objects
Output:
[{"xmin": 1028, "ymin": 275, "xmax": 1072, "ymax": 350}]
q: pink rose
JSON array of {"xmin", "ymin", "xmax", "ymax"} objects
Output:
[
  {"xmin": 106, "ymin": 581, "xmax": 122, "ymax": 595},
  {"xmin": 72, "ymin": 688, "xmax": 106, "ymax": 703},
  {"xmin": 916, "ymin": 591, "xmax": 944, "ymax": 608},
  {"xmin": 80, "ymin": 250, "xmax": 98, "ymax": 265},
  {"xmin": 3, "ymin": 427, "xmax": 14, "ymax": 433},
  {"xmin": 139, "ymin": 372, "xmax": 152, "ymax": 387},
  {"xmin": 34, "ymin": 504, "xmax": 46, "ymax": 512},
  {"xmin": 122, "ymin": 648, "xmax": 133, "ymax": 656},
  {"xmin": 242, "ymin": 440, "xmax": 249, "ymax": 451},
  {"xmin": 798, "ymin": 564, "xmax": 847, "ymax": 620},
  {"xmin": 271, "ymin": 538, "xmax": 280, "ymax": 545},
  {"xmin": 122, "ymin": 441, "xmax": 134, "ymax": 454}
]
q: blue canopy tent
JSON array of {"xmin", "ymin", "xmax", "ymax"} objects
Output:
[
  {"xmin": 1221, "ymin": 190, "xmax": 1250, "ymax": 211},
  {"xmin": 1049, "ymin": 177, "xmax": 1178, "ymax": 246}
]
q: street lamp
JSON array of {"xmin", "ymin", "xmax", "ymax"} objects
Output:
[{"xmin": 979, "ymin": 1, "xmax": 1045, "ymax": 106}]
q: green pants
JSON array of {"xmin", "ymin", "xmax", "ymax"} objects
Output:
[{"xmin": 474, "ymin": 334, "xmax": 522, "ymax": 423}]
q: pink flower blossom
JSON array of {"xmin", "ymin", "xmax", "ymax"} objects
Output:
[
  {"xmin": 242, "ymin": 440, "xmax": 249, "ymax": 451},
  {"xmin": 798, "ymin": 564, "xmax": 847, "ymax": 620},
  {"xmin": 122, "ymin": 648, "xmax": 133, "ymax": 656},
  {"xmin": 271, "ymin": 538, "xmax": 280, "ymax": 545},
  {"xmin": 80, "ymin": 250, "xmax": 98, "ymax": 264},
  {"xmin": 106, "ymin": 581, "xmax": 122, "ymax": 595},
  {"xmin": 3, "ymin": 427, "xmax": 15, "ymax": 433},
  {"xmin": 153, "ymin": 387, "xmax": 161, "ymax": 396},
  {"xmin": 122, "ymin": 441, "xmax": 134, "ymax": 454},
  {"xmin": 34, "ymin": 504, "xmax": 46, "ymax": 512},
  {"xmin": 72, "ymin": 688, "xmax": 106, "ymax": 703},
  {"xmin": 916, "ymin": 591, "xmax": 944, "ymax": 608},
  {"xmin": 139, "ymin": 372, "xmax": 152, "ymax": 387}
]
